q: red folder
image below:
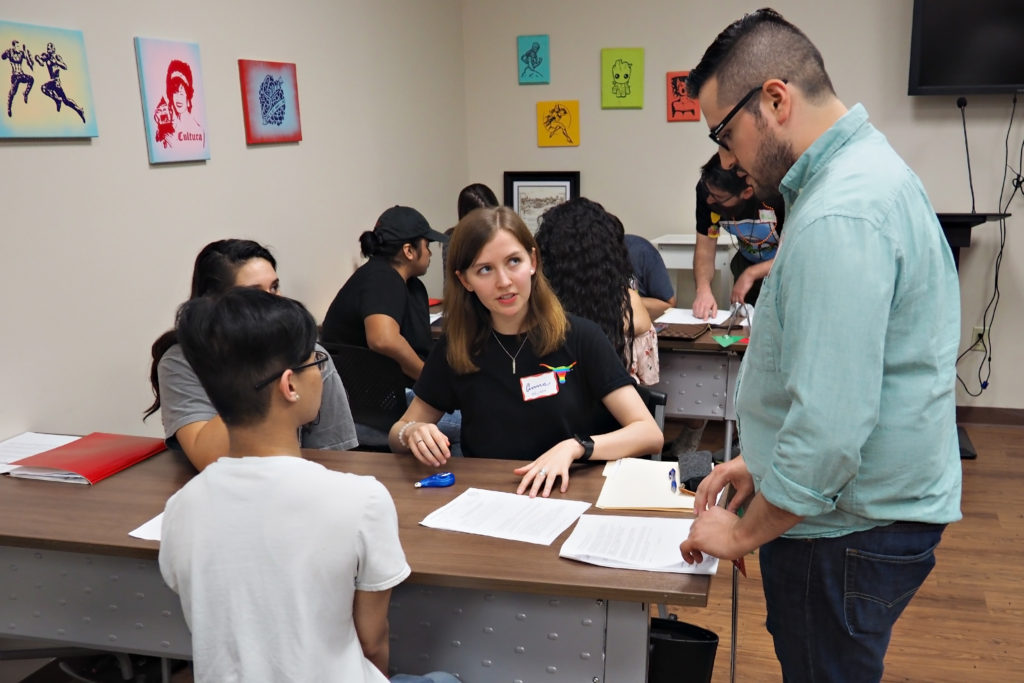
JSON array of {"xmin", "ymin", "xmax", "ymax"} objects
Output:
[{"xmin": 8, "ymin": 432, "xmax": 166, "ymax": 485}]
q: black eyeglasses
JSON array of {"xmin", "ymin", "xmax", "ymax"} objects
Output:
[
  {"xmin": 253, "ymin": 350, "xmax": 329, "ymax": 391},
  {"xmin": 708, "ymin": 85, "xmax": 763, "ymax": 151}
]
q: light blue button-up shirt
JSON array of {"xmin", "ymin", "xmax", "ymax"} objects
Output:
[{"xmin": 735, "ymin": 104, "xmax": 963, "ymax": 538}]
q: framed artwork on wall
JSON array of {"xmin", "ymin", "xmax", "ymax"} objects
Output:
[
  {"xmin": 666, "ymin": 70, "xmax": 700, "ymax": 122},
  {"xmin": 0, "ymin": 20, "xmax": 97, "ymax": 138},
  {"xmin": 601, "ymin": 47, "xmax": 644, "ymax": 109},
  {"xmin": 238, "ymin": 59, "xmax": 302, "ymax": 144},
  {"xmin": 536, "ymin": 99, "xmax": 579, "ymax": 147},
  {"xmin": 503, "ymin": 171, "xmax": 580, "ymax": 232},
  {"xmin": 134, "ymin": 37, "xmax": 209, "ymax": 164},
  {"xmin": 518, "ymin": 34, "xmax": 549, "ymax": 84}
]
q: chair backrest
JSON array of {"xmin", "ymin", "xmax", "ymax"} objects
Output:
[
  {"xmin": 635, "ymin": 384, "xmax": 667, "ymax": 432},
  {"xmin": 634, "ymin": 384, "xmax": 668, "ymax": 460},
  {"xmin": 323, "ymin": 342, "xmax": 412, "ymax": 434}
]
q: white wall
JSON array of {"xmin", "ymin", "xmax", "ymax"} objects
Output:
[
  {"xmin": 462, "ymin": 0, "xmax": 1023, "ymax": 411},
  {"xmin": 0, "ymin": 0, "xmax": 467, "ymax": 439},
  {"xmin": 2, "ymin": 0, "xmax": 1020, "ymax": 446}
]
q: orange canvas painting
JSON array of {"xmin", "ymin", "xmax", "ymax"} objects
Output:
[
  {"xmin": 666, "ymin": 71, "xmax": 700, "ymax": 122},
  {"xmin": 536, "ymin": 100, "xmax": 579, "ymax": 147}
]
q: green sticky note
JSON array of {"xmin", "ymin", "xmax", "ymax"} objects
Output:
[{"xmin": 712, "ymin": 335, "xmax": 745, "ymax": 348}]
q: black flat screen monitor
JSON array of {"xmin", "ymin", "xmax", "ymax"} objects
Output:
[{"xmin": 908, "ymin": 0, "xmax": 1024, "ymax": 95}]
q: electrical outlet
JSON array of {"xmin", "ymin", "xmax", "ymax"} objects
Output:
[{"xmin": 972, "ymin": 326, "xmax": 988, "ymax": 345}]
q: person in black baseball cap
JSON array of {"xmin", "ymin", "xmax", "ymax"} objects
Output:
[
  {"xmin": 321, "ymin": 205, "xmax": 445, "ymax": 380},
  {"xmin": 322, "ymin": 204, "xmax": 460, "ymax": 453},
  {"xmin": 372, "ymin": 205, "xmax": 450, "ymax": 245}
]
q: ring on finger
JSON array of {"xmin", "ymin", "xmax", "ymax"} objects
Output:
[{"xmin": 538, "ymin": 468, "xmax": 547, "ymax": 477}]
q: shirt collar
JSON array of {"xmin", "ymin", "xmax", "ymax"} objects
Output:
[{"xmin": 779, "ymin": 103, "xmax": 869, "ymax": 205}]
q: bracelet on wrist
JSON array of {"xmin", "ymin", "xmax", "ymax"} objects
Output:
[{"xmin": 398, "ymin": 421, "xmax": 418, "ymax": 449}]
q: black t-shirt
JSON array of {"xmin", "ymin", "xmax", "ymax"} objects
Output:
[
  {"xmin": 414, "ymin": 315, "xmax": 635, "ymax": 460},
  {"xmin": 694, "ymin": 181, "xmax": 786, "ymax": 237},
  {"xmin": 320, "ymin": 258, "xmax": 432, "ymax": 358}
]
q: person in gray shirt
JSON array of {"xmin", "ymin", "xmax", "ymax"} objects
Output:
[{"xmin": 145, "ymin": 239, "xmax": 357, "ymax": 470}]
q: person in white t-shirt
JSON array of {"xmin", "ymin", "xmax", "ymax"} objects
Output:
[{"xmin": 158, "ymin": 287, "xmax": 457, "ymax": 683}]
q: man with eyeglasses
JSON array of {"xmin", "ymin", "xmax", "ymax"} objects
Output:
[
  {"xmin": 692, "ymin": 152, "xmax": 786, "ymax": 320},
  {"xmin": 678, "ymin": 8, "xmax": 961, "ymax": 681}
]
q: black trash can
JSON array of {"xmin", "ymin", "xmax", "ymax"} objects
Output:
[{"xmin": 648, "ymin": 617, "xmax": 718, "ymax": 683}]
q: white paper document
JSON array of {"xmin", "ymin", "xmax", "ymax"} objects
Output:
[
  {"xmin": 429, "ymin": 312, "xmax": 442, "ymax": 324},
  {"xmin": 0, "ymin": 431, "xmax": 80, "ymax": 474},
  {"xmin": 129, "ymin": 512, "xmax": 164, "ymax": 541},
  {"xmin": 656, "ymin": 307, "xmax": 731, "ymax": 326},
  {"xmin": 419, "ymin": 487, "xmax": 591, "ymax": 545},
  {"xmin": 597, "ymin": 458, "xmax": 695, "ymax": 511},
  {"xmin": 560, "ymin": 514, "xmax": 719, "ymax": 575}
]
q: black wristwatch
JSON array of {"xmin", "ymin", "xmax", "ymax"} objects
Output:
[{"xmin": 573, "ymin": 434, "xmax": 595, "ymax": 462}]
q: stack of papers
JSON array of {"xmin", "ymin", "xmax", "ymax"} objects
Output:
[
  {"xmin": 0, "ymin": 432, "xmax": 80, "ymax": 474},
  {"xmin": 560, "ymin": 514, "xmax": 719, "ymax": 575},
  {"xmin": 596, "ymin": 458, "xmax": 695, "ymax": 511},
  {"xmin": 419, "ymin": 487, "xmax": 591, "ymax": 545}
]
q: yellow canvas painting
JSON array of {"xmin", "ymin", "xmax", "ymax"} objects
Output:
[{"xmin": 536, "ymin": 100, "xmax": 579, "ymax": 147}]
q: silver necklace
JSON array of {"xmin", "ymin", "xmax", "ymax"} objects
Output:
[{"xmin": 492, "ymin": 331, "xmax": 529, "ymax": 374}]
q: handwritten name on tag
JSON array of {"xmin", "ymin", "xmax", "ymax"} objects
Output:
[{"xmin": 521, "ymin": 371, "xmax": 559, "ymax": 401}]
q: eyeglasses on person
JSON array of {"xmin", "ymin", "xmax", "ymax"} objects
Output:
[
  {"xmin": 253, "ymin": 349, "xmax": 329, "ymax": 391},
  {"xmin": 708, "ymin": 80, "xmax": 787, "ymax": 151}
]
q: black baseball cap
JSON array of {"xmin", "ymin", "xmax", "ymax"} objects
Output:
[{"xmin": 373, "ymin": 206, "xmax": 449, "ymax": 244}]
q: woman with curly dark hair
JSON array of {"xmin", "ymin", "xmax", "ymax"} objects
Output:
[{"xmin": 535, "ymin": 197, "xmax": 656, "ymax": 383}]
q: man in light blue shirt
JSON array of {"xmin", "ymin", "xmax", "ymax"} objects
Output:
[{"xmin": 679, "ymin": 9, "xmax": 962, "ymax": 681}]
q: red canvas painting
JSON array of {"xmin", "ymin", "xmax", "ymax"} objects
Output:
[
  {"xmin": 666, "ymin": 70, "xmax": 700, "ymax": 122},
  {"xmin": 238, "ymin": 59, "xmax": 302, "ymax": 144}
]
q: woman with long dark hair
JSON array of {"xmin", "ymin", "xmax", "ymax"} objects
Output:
[{"xmin": 145, "ymin": 239, "xmax": 357, "ymax": 471}]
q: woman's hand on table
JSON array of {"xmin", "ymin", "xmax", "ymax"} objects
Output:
[
  {"xmin": 513, "ymin": 439, "xmax": 581, "ymax": 498},
  {"xmin": 405, "ymin": 422, "xmax": 451, "ymax": 467}
]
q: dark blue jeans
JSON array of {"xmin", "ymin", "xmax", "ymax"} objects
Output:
[{"xmin": 760, "ymin": 522, "xmax": 945, "ymax": 683}]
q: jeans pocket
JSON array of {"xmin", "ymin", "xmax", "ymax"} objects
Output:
[{"xmin": 843, "ymin": 541, "xmax": 938, "ymax": 636}]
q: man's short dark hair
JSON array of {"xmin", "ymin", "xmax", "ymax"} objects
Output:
[
  {"xmin": 687, "ymin": 8, "xmax": 834, "ymax": 109},
  {"xmin": 176, "ymin": 288, "xmax": 318, "ymax": 426},
  {"xmin": 700, "ymin": 153, "xmax": 749, "ymax": 196}
]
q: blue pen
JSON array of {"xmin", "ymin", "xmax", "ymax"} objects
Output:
[
  {"xmin": 668, "ymin": 467, "xmax": 677, "ymax": 494},
  {"xmin": 414, "ymin": 472, "xmax": 455, "ymax": 488}
]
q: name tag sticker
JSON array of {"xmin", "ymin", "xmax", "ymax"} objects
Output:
[
  {"xmin": 759, "ymin": 208, "xmax": 777, "ymax": 223},
  {"xmin": 521, "ymin": 372, "xmax": 559, "ymax": 401}
]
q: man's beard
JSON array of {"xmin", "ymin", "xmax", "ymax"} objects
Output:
[{"xmin": 746, "ymin": 117, "xmax": 795, "ymax": 200}]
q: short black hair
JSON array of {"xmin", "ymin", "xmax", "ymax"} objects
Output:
[
  {"xmin": 700, "ymin": 153, "xmax": 749, "ymax": 196},
  {"xmin": 687, "ymin": 8, "xmax": 834, "ymax": 108},
  {"xmin": 175, "ymin": 288, "xmax": 318, "ymax": 426}
]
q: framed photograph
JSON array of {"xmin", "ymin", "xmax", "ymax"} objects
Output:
[
  {"xmin": 0, "ymin": 20, "xmax": 97, "ymax": 138},
  {"xmin": 238, "ymin": 59, "xmax": 302, "ymax": 144},
  {"xmin": 517, "ymin": 34, "xmax": 549, "ymax": 84},
  {"xmin": 666, "ymin": 70, "xmax": 700, "ymax": 122},
  {"xmin": 503, "ymin": 171, "xmax": 580, "ymax": 232},
  {"xmin": 134, "ymin": 37, "xmax": 209, "ymax": 164}
]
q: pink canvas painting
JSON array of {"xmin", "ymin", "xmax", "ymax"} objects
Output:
[{"xmin": 134, "ymin": 37, "xmax": 209, "ymax": 163}]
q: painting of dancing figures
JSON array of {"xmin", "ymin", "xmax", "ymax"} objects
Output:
[
  {"xmin": 0, "ymin": 20, "xmax": 97, "ymax": 138},
  {"xmin": 135, "ymin": 37, "xmax": 209, "ymax": 163}
]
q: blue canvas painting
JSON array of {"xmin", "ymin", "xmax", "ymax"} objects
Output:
[
  {"xmin": 518, "ymin": 35, "xmax": 550, "ymax": 84},
  {"xmin": 0, "ymin": 20, "xmax": 98, "ymax": 138}
]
